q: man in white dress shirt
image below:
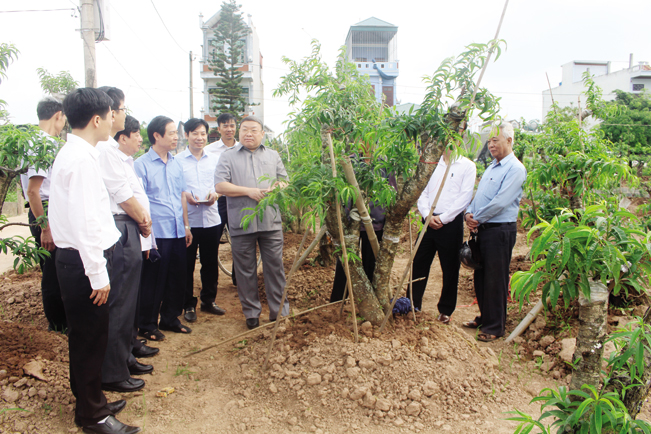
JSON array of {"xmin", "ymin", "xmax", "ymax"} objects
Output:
[
  {"xmin": 409, "ymin": 149, "xmax": 476, "ymax": 324},
  {"xmin": 20, "ymin": 97, "xmax": 67, "ymax": 332},
  {"xmin": 49, "ymin": 88, "xmax": 140, "ymax": 434},
  {"xmin": 177, "ymin": 118, "xmax": 226, "ymax": 322},
  {"xmin": 204, "ymin": 113, "xmax": 238, "ymax": 284},
  {"xmin": 96, "ymin": 87, "xmax": 154, "ymax": 394}
]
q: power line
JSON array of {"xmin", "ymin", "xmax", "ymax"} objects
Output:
[
  {"xmin": 101, "ymin": 44, "xmax": 175, "ymax": 117},
  {"xmin": 0, "ymin": 8, "xmax": 75, "ymax": 13},
  {"xmin": 149, "ymin": 0, "xmax": 186, "ymax": 53},
  {"xmin": 107, "ymin": 2, "xmax": 178, "ymax": 78}
]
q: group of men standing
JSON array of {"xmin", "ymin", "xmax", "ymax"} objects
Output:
[
  {"xmin": 22, "ymin": 84, "xmax": 526, "ymax": 433},
  {"xmin": 23, "ymin": 88, "xmax": 289, "ymax": 434}
]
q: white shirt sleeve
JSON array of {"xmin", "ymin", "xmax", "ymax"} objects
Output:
[
  {"xmin": 99, "ymin": 147, "xmax": 134, "ymax": 206},
  {"xmin": 439, "ymin": 161, "xmax": 477, "ymax": 224},
  {"xmin": 67, "ymin": 162, "xmax": 113, "ymax": 289}
]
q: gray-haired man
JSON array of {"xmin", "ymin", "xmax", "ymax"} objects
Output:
[{"xmin": 214, "ymin": 116, "xmax": 289, "ymax": 330}]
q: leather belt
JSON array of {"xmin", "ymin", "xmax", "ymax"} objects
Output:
[{"xmin": 479, "ymin": 222, "xmax": 515, "ymax": 230}]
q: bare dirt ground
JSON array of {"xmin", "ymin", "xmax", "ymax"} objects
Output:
[{"xmin": 0, "ymin": 222, "xmax": 649, "ymax": 433}]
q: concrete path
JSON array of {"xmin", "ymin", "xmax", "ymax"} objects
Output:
[{"xmin": 0, "ymin": 213, "xmax": 33, "ymax": 274}]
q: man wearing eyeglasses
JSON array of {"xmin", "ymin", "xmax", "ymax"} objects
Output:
[
  {"xmin": 214, "ymin": 116, "xmax": 289, "ymax": 330},
  {"xmin": 96, "ymin": 87, "xmax": 154, "ymax": 394}
]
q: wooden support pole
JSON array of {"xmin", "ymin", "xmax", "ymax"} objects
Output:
[
  {"xmin": 184, "ymin": 301, "xmax": 344, "ymax": 358},
  {"xmin": 408, "ymin": 214, "xmax": 416, "ymax": 322},
  {"xmin": 340, "ymin": 155, "xmax": 380, "ymax": 258},
  {"xmin": 325, "ymin": 132, "xmax": 359, "ymax": 343}
]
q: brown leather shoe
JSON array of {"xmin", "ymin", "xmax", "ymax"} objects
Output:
[{"xmin": 437, "ymin": 314, "xmax": 451, "ymax": 325}]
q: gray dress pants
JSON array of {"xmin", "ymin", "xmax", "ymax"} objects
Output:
[
  {"xmin": 101, "ymin": 216, "xmax": 143, "ymax": 383},
  {"xmin": 230, "ymin": 229, "xmax": 289, "ymax": 320}
]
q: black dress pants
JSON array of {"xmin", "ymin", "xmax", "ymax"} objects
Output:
[
  {"xmin": 102, "ymin": 217, "xmax": 142, "ymax": 383},
  {"xmin": 138, "ymin": 237, "xmax": 186, "ymax": 332},
  {"xmin": 473, "ymin": 223, "xmax": 517, "ymax": 337},
  {"xmin": 330, "ymin": 230, "xmax": 382, "ymax": 302},
  {"xmin": 184, "ymin": 225, "xmax": 219, "ymax": 309},
  {"xmin": 28, "ymin": 208, "xmax": 67, "ymax": 332},
  {"xmin": 56, "ymin": 248, "xmax": 113, "ymax": 426},
  {"xmin": 409, "ymin": 213, "xmax": 464, "ymax": 313},
  {"xmin": 215, "ymin": 195, "xmax": 236, "ymax": 284}
]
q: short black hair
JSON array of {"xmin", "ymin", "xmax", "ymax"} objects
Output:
[
  {"xmin": 36, "ymin": 97, "xmax": 64, "ymax": 121},
  {"xmin": 147, "ymin": 115, "xmax": 174, "ymax": 144},
  {"xmin": 240, "ymin": 115, "xmax": 263, "ymax": 129},
  {"xmin": 114, "ymin": 115, "xmax": 140, "ymax": 142},
  {"xmin": 184, "ymin": 118, "xmax": 209, "ymax": 135},
  {"xmin": 97, "ymin": 86, "xmax": 125, "ymax": 111},
  {"xmin": 63, "ymin": 88, "xmax": 112, "ymax": 130},
  {"xmin": 217, "ymin": 113, "xmax": 236, "ymax": 126}
]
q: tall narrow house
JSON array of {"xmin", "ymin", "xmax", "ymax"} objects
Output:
[{"xmin": 345, "ymin": 17, "xmax": 399, "ymax": 107}]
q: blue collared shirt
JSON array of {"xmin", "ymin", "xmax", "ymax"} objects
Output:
[
  {"xmin": 177, "ymin": 149, "xmax": 222, "ymax": 228},
  {"xmin": 134, "ymin": 147, "xmax": 188, "ymax": 239},
  {"xmin": 466, "ymin": 152, "xmax": 526, "ymax": 223}
]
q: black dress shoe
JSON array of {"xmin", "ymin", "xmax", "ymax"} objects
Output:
[
  {"xmin": 105, "ymin": 400, "xmax": 127, "ymax": 415},
  {"xmin": 76, "ymin": 400, "xmax": 127, "ymax": 426},
  {"xmin": 101, "ymin": 378, "xmax": 145, "ymax": 393},
  {"xmin": 128, "ymin": 361, "xmax": 153, "ymax": 375},
  {"xmin": 184, "ymin": 307, "xmax": 197, "ymax": 322},
  {"xmin": 200, "ymin": 302, "xmax": 226, "ymax": 315},
  {"xmin": 246, "ymin": 318, "xmax": 259, "ymax": 329},
  {"xmin": 132, "ymin": 344, "xmax": 159, "ymax": 359},
  {"xmin": 82, "ymin": 415, "xmax": 141, "ymax": 434}
]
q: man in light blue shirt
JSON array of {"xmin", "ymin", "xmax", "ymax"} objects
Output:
[
  {"xmin": 463, "ymin": 121, "xmax": 526, "ymax": 342},
  {"xmin": 134, "ymin": 116, "xmax": 194, "ymax": 341},
  {"xmin": 177, "ymin": 118, "xmax": 226, "ymax": 323}
]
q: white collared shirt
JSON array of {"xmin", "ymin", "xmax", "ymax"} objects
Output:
[
  {"xmin": 97, "ymin": 137, "xmax": 154, "ymax": 250},
  {"xmin": 204, "ymin": 139, "xmax": 239, "ymax": 157},
  {"xmin": 48, "ymin": 134, "xmax": 121, "ymax": 289},
  {"xmin": 177, "ymin": 149, "xmax": 222, "ymax": 228},
  {"xmin": 417, "ymin": 155, "xmax": 476, "ymax": 224}
]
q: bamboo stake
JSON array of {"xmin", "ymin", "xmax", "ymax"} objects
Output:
[
  {"xmin": 340, "ymin": 155, "xmax": 380, "ymax": 258},
  {"xmin": 325, "ymin": 131, "xmax": 359, "ymax": 343},
  {"xmin": 294, "ymin": 225, "xmax": 327, "ymax": 271},
  {"xmin": 545, "ymin": 72, "xmax": 556, "ymax": 106},
  {"xmin": 378, "ymin": 0, "xmax": 511, "ymax": 334},
  {"xmin": 262, "ymin": 227, "xmax": 311, "ymax": 370},
  {"xmin": 408, "ymin": 214, "xmax": 416, "ymax": 322},
  {"xmin": 378, "ymin": 162, "xmax": 452, "ymax": 333},
  {"xmin": 184, "ymin": 301, "xmax": 344, "ymax": 358}
]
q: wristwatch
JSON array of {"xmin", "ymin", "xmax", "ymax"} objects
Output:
[{"xmin": 185, "ymin": 225, "xmax": 191, "ymax": 230}]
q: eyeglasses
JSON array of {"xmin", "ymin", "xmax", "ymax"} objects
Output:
[
  {"xmin": 116, "ymin": 107, "xmax": 127, "ymax": 112},
  {"xmin": 240, "ymin": 128, "xmax": 261, "ymax": 135}
]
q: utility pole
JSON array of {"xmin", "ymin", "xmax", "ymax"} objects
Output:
[
  {"xmin": 189, "ymin": 51, "xmax": 194, "ymax": 118},
  {"xmin": 80, "ymin": 0, "xmax": 97, "ymax": 87}
]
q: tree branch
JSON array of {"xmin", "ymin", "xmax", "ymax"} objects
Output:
[{"xmin": 0, "ymin": 222, "xmax": 33, "ymax": 231}]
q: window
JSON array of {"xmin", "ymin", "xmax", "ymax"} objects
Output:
[{"xmin": 633, "ymin": 83, "xmax": 645, "ymax": 91}]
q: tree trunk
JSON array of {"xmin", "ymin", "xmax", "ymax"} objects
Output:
[
  {"xmin": 0, "ymin": 171, "xmax": 17, "ymax": 215},
  {"xmin": 569, "ymin": 282, "xmax": 609, "ymax": 393},
  {"xmin": 323, "ymin": 191, "xmax": 384, "ymax": 325},
  {"xmin": 374, "ymin": 111, "xmax": 465, "ymax": 311},
  {"xmin": 609, "ymin": 306, "xmax": 651, "ymax": 419}
]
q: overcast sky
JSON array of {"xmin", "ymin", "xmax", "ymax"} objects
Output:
[{"xmin": 0, "ymin": 0, "xmax": 648, "ymax": 135}]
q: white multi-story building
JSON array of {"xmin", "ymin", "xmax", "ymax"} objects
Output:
[
  {"xmin": 199, "ymin": 9, "xmax": 265, "ymax": 138},
  {"xmin": 345, "ymin": 17, "xmax": 399, "ymax": 107},
  {"xmin": 543, "ymin": 57, "xmax": 651, "ymax": 117}
]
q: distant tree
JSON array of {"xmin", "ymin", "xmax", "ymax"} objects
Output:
[
  {"xmin": 208, "ymin": 0, "xmax": 250, "ymax": 121},
  {"xmin": 599, "ymin": 90, "xmax": 651, "ymax": 175},
  {"xmin": 0, "ymin": 43, "xmax": 19, "ymax": 123},
  {"xmin": 36, "ymin": 67, "xmax": 78, "ymax": 97},
  {"xmin": 0, "ymin": 45, "xmax": 57, "ymax": 272}
]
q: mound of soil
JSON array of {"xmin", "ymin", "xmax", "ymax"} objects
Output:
[{"xmin": 0, "ymin": 321, "xmax": 67, "ymax": 377}]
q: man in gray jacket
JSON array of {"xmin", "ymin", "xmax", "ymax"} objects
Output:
[{"xmin": 214, "ymin": 116, "xmax": 289, "ymax": 330}]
